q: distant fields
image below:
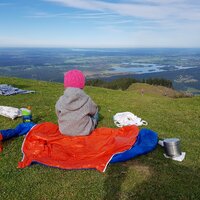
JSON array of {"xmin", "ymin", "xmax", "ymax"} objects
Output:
[{"xmin": 0, "ymin": 48, "xmax": 200, "ymax": 94}]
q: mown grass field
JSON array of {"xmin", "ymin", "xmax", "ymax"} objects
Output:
[{"xmin": 0, "ymin": 77, "xmax": 200, "ymax": 200}]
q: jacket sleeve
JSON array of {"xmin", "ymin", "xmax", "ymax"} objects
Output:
[
  {"xmin": 88, "ymin": 97, "xmax": 98, "ymax": 116},
  {"xmin": 55, "ymin": 98, "xmax": 61, "ymax": 117}
]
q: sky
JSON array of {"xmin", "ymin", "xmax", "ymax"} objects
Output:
[{"xmin": 0, "ymin": 0, "xmax": 200, "ymax": 48}]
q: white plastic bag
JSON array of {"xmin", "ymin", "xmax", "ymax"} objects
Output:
[
  {"xmin": 0, "ymin": 106, "xmax": 22, "ymax": 120},
  {"xmin": 113, "ymin": 112, "xmax": 148, "ymax": 127}
]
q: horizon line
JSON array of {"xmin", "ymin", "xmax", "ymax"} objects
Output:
[{"xmin": 0, "ymin": 46, "xmax": 200, "ymax": 49}]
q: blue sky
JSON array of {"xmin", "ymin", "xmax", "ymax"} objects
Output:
[{"xmin": 0, "ymin": 0, "xmax": 200, "ymax": 48}]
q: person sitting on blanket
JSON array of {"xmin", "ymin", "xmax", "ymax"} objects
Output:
[
  {"xmin": 55, "ymin": 69, "xmax": 98, "ymax": 136},
  {"xmin": 0, "ymin": 70, "xmax": 98, "ymax": 150}
]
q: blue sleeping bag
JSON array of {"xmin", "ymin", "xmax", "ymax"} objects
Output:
[{"xmin": 110, "ymin": 128, "xmax": 158, "ymax": 163}]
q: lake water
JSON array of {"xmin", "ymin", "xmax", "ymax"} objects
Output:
[{"xmin": 111, "ymin": 63, "xmax": 197, "ymax": 74}]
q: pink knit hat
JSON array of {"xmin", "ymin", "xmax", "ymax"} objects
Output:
[{"xmin": 64, "ymin": 69, "xmax": 85, "ymax": 89}]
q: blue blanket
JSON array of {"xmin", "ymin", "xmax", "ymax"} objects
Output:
[{"xmin": 0, "ymin": 84, "xmax": 35, "ymax": 96}]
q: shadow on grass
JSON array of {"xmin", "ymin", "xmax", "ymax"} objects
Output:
[
  {"xmin": 127, "ymin": 159, "xmax": 200, "ymax": 199},
  {"xmin": 97, "ymin": 105, "xmax": 104, "ymax": 123},
  {"xmin": 103, "ymin": 148, "xmax": 200, "ymax": 200},
  {"xmin": 12, "ymin": 84, "xmax": 33, "ymax": 89},
  {"xmin": 103, "ymin": 163, "xmax": 129, "ymax": 200},
  {"xmin": 98, "ymin": 113, "xmax": 104, "ymax": 122}
]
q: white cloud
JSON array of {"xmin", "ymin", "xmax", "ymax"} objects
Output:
[
  {"xmin": 1, "ymin": 0, "xmax": 199, "ymax": 47},
  {"xmin": 45, "ymin": 0, "xmax": 200, "ymax": 21},
  {"xmin": 46, "ymin": 0, "xmax": 105, "ymax": 11},
  {"xmin": 27, "ymin": 11, "xmax": 117, "ymax": 19}
]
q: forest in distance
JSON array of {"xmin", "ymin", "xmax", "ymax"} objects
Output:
[{"xmin": 0, "ymin": 48, "xmax": 200, "ymax": 95}]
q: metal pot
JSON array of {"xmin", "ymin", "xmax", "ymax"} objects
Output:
[{"xmin": 163, "ymin": 138, "xmax": 181, "ymax": 157}]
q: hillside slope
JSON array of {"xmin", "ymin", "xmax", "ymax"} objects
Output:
[
  {"xmin": 0, "ymin": 77, "xmax": 200, "ymax": 200},
  {"xmin": 127, "ymin": 83, "xmax": 188, "ymax": 98}
]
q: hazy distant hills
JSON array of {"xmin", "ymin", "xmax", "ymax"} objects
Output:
[{"xmin": 0, "ymin": 48, "xmax": 199, "ymax": 94}]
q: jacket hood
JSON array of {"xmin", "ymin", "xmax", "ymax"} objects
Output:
[{"xmin": 59, "ymin": 87, "xmax": 89, "ymax": 111}]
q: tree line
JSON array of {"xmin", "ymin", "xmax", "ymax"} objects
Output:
[{"xmin": 86, "ymin": 77, "xmax": 173, "ymax": 90}]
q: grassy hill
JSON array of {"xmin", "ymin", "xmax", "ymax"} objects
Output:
[
  {"xmin": 0, "ymin": 77, "xmax": 200, "ymax": 200},
  {"xmin": 127, "ymin": 83, "xmax": 188, "ymax": 98}
]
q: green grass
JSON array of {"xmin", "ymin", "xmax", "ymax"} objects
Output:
[
  {"xmin": 127, "ymin": 83, "xmax": 186, "ymax": 98},
  {"xmin": 0, "ymin": 77, "xmax": 200, "ymax": 200}
]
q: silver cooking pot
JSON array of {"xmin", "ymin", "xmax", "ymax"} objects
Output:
[{"xmin": 163, "ymin": 138, "xmax": 182, "ymax": 157}]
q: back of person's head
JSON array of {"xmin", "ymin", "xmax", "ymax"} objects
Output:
[{"xmin": 64, "ymin": 69, "xmax": 85, "ymax": 89}]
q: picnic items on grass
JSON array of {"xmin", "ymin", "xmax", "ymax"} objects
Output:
[
  {"xmin": 158, "ymin": 138, "xmax": 186, "ymax": 162},
  {"xmin": 0, "ymin": 84, "xmax": 35, "ymax": 96},
  {"xmin": 113, "ymin": 112, "xmax": 148, "ymax": 127},
  {"xmin": 0, "ymin": 106, "xmax": 22, "ymax": 120}
]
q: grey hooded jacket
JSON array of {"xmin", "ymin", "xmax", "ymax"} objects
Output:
[{"xmin": 55, "ymin": 87, "xmax": 98, "ymax": 136}]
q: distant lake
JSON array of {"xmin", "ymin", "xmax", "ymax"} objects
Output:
[{"xmin": 111, "ymin": 63, "xmax": 197, "ymax": 74}]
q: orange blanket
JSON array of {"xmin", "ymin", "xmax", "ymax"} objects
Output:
[{"xmin": 18, "ymin": 122, "xmax": 139, "ymax": 172}]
